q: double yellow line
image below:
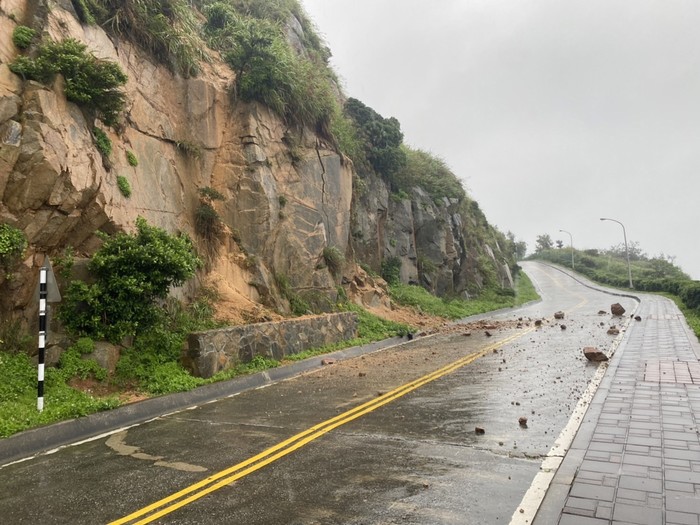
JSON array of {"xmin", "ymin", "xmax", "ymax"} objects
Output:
[{"xmin": 110, "ymin": 328, "xmax": 532, "ymax": 524}]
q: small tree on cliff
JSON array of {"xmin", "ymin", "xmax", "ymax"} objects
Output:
[{"xmin": 59, "ymin": 218, "xmax": 202, "ymax": 343}]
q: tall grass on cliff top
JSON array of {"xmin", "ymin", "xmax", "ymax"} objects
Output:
[
  {"xmin": 72, "ymin": 0, "xmax": 208, "ymax": 76},
  {"xmin": 202, "ymin": 6, "xmax": 340, "ymax": 139}
]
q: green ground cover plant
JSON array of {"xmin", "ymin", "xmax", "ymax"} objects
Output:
[
  {"xmin": 388, "ymin": 271, "xmax": 536, "ymax": 320},
  {"xmin": 0, "ymin": 224, "xmax": 27, "ymax": 270},
  {"xmin": 0, "ymin": 343, "xmax": 119, "ymax": 438}
]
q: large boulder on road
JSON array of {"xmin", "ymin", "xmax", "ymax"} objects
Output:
[
  {"xmin": 583, "ymin": 347, "xmax": 608, "ymax": 362},
  {"xmin": 611, "ymin": 303, "xmax": 626, "ymax": 316}
]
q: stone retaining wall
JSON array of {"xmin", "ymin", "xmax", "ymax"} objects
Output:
[{"xmin": 183, "ymin": 312, "xmax": 358, "ymax": 378}]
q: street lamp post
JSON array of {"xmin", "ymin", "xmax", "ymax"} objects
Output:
[
  {"xmin": 559, "ymin": 229, "xmax": 575, "ymax": 270},
  {"xmin": 600, "ymin": 217, "xmax": 633, "ymax": 289}
]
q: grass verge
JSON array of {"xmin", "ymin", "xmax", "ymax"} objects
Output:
[{"xmin": 660, "ymin": 293, "xmax": 700, "ymax": 340}]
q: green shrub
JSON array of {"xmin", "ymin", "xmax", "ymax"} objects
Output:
[
  {"xmin": 195, "ymin": 203, "xmax": 223, "ymax": 240},
  {"xmin": 275, "ymin": 272, "xmax": 310, "ymax": 316},
  {"xmin": 12, "ymin": 25, "xmax": 35, "ymax": 49},
  {"xmin": 126, "ymin": 150, "xmax": 138, "ymax": 166},
  {"xmin": 9, "ymin": 38, "xmax": 127, "ymax": 126},
  {"xmin": 389, "ymin": 282, "xmax": 520, "ymax": 320},
  {"xmin": 117, "ymin": 175, "xmax": 131, "ymax": 197},
  {"xmin": 176, "ymin": 141, "xmax": 201, "ymax": 158},
  {"xmin": 114, "ymin": 294, "xmax": 219, "ymax": 394},
  {"xmin": 93, "ymin": 128, "xmax": 112, "ymax": 157},
  {"xmin": 417, "ymin": 254, "xmax": 438, "ymax": 276},
  {"xmin": 52, "ymin": 246, "xmax": 75, "ymax": 280},
  {"xmin": 322, "ymin": 246, "xmax": 344, "ymax": 276},
  {"xmin": 381, "ymin": 256, "xmax": 402, "ymax": 285},
  {"xmin": 345, "ymin": 303, "xmax": 410, "ymax": 340},
  {"xmin": 344, "ymin": 98, "xmax": 406, "ymax": 180},
  {"xmin": 59, "ymin": 217, "xmax": 202, "ymax": 342},
  {"xmin": 680, "ymin": 282, "xmax": 700, "ymax": 311},
  {"xmin": 198, "ymin": 186, "xmax": 225, "ymax": 201},
  {"xmin": 73, "ymin": 337, "xmax": 95, "ymax": 355},
  {"xmin": 0, "ymin": 224, "xmax": 27, "ymax": 269},
  {"xmin": 329, "ymin": 105, "xmax": 363, "ymax": 160},
  {"xmin": 398, "ymin": 146, "xmax": 466, "ymax": 201}
]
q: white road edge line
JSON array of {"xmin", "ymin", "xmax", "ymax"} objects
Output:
[{"xmin": 508, "ymin": 307, "xmax": 636, "ymax": 525}]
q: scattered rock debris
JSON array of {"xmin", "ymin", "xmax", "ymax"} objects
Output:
[{"xmin": 554, "ymin": 311, "xmax": 565, "ymax": 319}]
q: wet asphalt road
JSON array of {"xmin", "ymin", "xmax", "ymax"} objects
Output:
[{"xmin": 0, "ymin": 262, "xmax": 639, "ymax": 524}]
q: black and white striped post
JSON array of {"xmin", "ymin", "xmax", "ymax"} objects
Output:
[{"xmin": 37, "ymin": 264, "xmax": 47, "ymax": 412}]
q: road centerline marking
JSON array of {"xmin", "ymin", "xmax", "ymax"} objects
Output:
[{"xmin": 110, "ymin": 328, "xmax": 534, "ymax": 525}]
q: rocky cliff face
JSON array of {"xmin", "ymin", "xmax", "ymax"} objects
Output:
[{"xmin": 0, "ymin": 0, "xmax": 512, "ymax": 325}]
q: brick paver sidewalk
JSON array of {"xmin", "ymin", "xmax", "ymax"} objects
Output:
[{"xmin": 534, "ymin": 294, "xmax": 700, "ymax": 525}]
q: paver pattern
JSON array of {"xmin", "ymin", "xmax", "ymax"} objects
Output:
[{"xmin": 543, "ymin": 294, "xmax": 700, "ymax": 525}]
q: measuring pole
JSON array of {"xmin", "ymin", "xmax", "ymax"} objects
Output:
[{"xmin": 38, "ymin": 265, "xmax": 47, "ymax": 412}]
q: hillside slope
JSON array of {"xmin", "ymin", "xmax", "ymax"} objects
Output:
[{"xmin": 0, "ymin": 0, "xmax": 517, "ymax": 326}]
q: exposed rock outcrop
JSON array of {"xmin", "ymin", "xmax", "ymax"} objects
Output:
[{"xmin": 0, "ymin": 0, "xmax": 515, "ymax": 328}]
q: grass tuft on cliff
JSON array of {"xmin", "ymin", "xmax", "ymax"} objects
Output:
[{"xmin": 73, "ymin": 0, "xmax": 208, "ymax": 77}]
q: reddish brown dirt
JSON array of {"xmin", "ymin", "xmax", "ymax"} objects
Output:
[{"xmin": 68, "ymin": 378, "xmax": 149, "ymax": 404}]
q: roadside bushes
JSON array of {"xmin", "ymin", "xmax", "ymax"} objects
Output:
[
  {"xmin": 0, "ymin": 224, "xmax": 27, "ymax": 270},
  {"xmin": 59, "ymin": 218, "xmax": 202, "ymax": 342},
  {"xmin": 680, "ymin": 282, "xmax": 700, "ymax": 310}
]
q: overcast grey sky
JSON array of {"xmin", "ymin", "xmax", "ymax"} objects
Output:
[{"xmin": 302, "ymin": 0, "xmax": 699, "ymax": 279}]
